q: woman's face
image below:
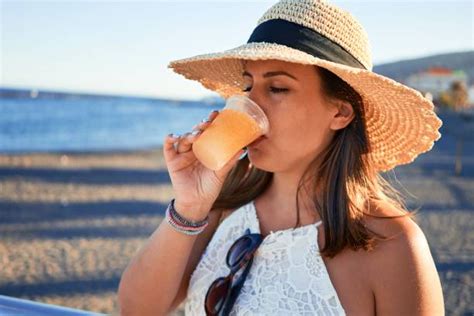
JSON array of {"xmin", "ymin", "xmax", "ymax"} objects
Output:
[{"xmin": 242, "ymin": 59, "xmax": 345, "ymax": 173}]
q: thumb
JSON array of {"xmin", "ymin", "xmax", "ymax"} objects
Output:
[{"xmin": 215, "ymin": 148, "xmax": 247, "ymax": 180}]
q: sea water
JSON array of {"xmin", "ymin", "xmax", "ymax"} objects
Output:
[{"xmin": 0, "ymin": 96, "xmax": 221, "ymax": 153}]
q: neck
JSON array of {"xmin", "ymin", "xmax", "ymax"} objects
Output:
[{"xmin": 258, "ymin": 161, "xmax": 321, "ymax": 223}]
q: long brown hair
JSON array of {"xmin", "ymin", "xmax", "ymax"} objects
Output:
[{"xmin": 210, "ymin": 65, "xmax": 418, "ymax": 258}]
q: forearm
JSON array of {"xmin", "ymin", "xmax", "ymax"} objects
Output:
[{"xmin": 117, "ymin": 213, "xmax": 201, "ymax": 315}]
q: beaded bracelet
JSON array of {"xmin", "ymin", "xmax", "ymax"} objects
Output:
[
  {"xmin": 165, "ymin": 199, "xmax": 209, "ymax": 236},
  {"xmin": 166, "ymin": 213, "xmax": 208, "ymax": 235},
  {"xmin": 166, "ymin": 209, "xmax": 208, "ymax": 235},
  {"xmin": 168, "ymin": 208, "xmax": 208, "ymax": 231},
  {"xmin": 167, "ymin": 216, "xmax": 208, "ymax": 235},
  {"xmin": 169, "ymin": 199, "xmax": 209, "ymax": 227}
]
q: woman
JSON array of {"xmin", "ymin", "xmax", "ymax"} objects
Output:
[{"xmin": 118, "ymin": 0, "xmax": 445, "ymax": 315}]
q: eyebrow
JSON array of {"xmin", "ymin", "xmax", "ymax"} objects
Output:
[{"xmin": 242, "ymin": 70, "xmax": 299, "ymax": 81}]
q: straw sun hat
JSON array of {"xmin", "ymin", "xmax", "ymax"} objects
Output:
[{"xmin": 168, "ymin": 0, "xmax": 442, "ymax": 172}]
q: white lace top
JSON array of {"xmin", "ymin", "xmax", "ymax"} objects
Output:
[{"xmin": 182, "ymin": 200, "xmax": 346, "ymax": 315}]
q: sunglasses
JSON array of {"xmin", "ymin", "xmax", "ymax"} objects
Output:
[{"xmin": 204, "ymin": 228, "xmax": 263, "ymax": 316}]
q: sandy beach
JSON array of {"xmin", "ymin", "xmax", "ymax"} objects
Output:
[{"xmin": 0, "ymin": 123, "xmax": 473, "ymax": 315}]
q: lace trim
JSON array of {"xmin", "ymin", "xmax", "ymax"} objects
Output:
[
  {"xmin": 250, "ymin": 200, "xmax": 323, "ymax": 241},
  {"xmin": 183, "ymin": 201, "xmax": 346, "ymax": 315}
]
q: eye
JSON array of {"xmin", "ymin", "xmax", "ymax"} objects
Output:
[
  {"xmin": 270, "ymin": 87, "xmax": 288, "ymax": 93},
  {"xmin": 242, "ymin": 86, "xmax": 288, "ymax": 93}
]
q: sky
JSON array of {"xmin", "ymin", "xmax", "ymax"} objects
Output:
[{"xmin": 1, "ymin": 0, "xmax": 473, "ymax": 101}]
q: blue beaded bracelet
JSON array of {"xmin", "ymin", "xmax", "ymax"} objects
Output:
[
  {"xmin": 169, "ymin": 199, "xmax": 209, "ymax": 227},
  {"xmin": 166, "ymin": 208, "xmax": 207, "ymax": 235}
]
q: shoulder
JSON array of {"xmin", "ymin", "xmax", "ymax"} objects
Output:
[{"xmin": 364, "ymin": 200, "xmax": 445, "ymax": 315}]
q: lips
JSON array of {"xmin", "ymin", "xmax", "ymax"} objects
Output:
[{"xmin": 249, "ymin": 135, "xmax": 266, "ymax": 147}]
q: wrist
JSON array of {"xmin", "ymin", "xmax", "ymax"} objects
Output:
[
  {"xmin": 165, "ymin": 200, "xmax": 209, "ymax": 236},
  {"xmin": 173, "ymin": 200, "xmax": 211, "ymax": 222}
]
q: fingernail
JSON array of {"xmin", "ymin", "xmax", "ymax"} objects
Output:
[
  {"xmin": 191, "ymin": 130, "xmax": 200, "ymax": 136},
  {"xmin": 201, "ymin": 118, "xmax": 210, "ymax": 123}
]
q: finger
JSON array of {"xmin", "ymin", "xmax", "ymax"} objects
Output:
[
  {"xmin": 193, "ymin": 120, "xmax": 212, "ymax": 131},
  {"xmin": 193, "ymin": 111, "xmax": 219, "ymax": 130},
  {"xmin": 208, "ymin": 110, "xmax": 219, "ymax": 121},
  {"xmin": 176, "ymin": 131, "xmax": 200, "ymax": 153},
  {"xmin": 163, "ymin": 133, "xmax": 179, "ymax": 161}
]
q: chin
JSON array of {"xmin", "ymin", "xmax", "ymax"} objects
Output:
[{"xmin": 247, "ymin": 147, "xmax": 274, "ymax": 172}]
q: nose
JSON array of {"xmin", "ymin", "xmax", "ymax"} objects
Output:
[
  {"xmin": 245, "ymin": 90, "xmax": 270, "ymax": 136},
  {"xmin": 247, "ymin": 90, "xmax": 267, "ymax": 115}
]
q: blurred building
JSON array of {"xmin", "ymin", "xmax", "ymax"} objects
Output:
[
  {"xmin": 405, "ymin": 67, "xmax": 468, "ymax": 100},
  {"xmin": 469, "ymin": 85, "xmax": 474, "ymax": 106}
]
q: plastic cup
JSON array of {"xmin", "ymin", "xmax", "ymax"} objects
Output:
[{"xmin": 192, "ymin": 95, "xmax": 269, "ymax": 170}]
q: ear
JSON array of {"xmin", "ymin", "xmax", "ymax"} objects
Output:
[{"xmin": 329, "ymin": 100, "xmax": 355, "ymax": 131}]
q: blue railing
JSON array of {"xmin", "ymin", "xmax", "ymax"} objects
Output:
[{"xmin": 0, "ymin": 295, "xmax": 107, "ymax": 316}]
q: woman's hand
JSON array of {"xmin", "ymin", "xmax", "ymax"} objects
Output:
[{"xmin": 163, "ymin": 110, "xmax": 245, "ymax": 220}]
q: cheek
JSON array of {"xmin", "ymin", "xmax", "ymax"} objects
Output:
[
  {"xmin": 276, "ymin": 110, "xmax": 330, "ymax": 144},
  {"xmin": 248, "ymin": 114, "xmax": 332, "ymax": 171},
  {"xmin": 279, "ymin": 124, "xmax": 327, "ymax": 154}
]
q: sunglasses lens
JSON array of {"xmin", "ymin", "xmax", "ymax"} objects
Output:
[
  {"xmin": 205, "ymin": 277, "xmax": 231, "ymax": 314},
  {"xmin": 228, "ymin": 237, "xmax": 252, "ymax": 266}
]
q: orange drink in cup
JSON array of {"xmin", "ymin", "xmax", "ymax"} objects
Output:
[{"xmin": 193, "ymin": 95, "xmax": 269, "ymax": 170}]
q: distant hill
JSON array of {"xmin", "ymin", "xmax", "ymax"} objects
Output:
[
  {"xmin": 0, "ymin": 87, "xmax": 218, "ymax": 107},
  {"xmin": 373, "ymin": 50, "xmax": 474, "ymax": 85}
]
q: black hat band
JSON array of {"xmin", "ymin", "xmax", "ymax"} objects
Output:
[{"xmin": 247, "ymin": 19, "xmax": 366, "ymax": 70}]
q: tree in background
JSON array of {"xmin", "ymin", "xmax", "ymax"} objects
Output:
[{"xmin": 439, "ymin": 80, "xmax": 469, "ymax": 111}]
